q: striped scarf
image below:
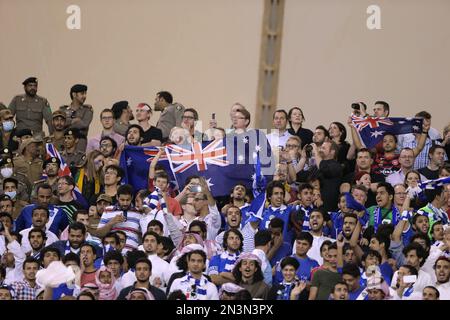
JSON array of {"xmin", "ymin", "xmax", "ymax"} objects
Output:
[
  {"xmin": 143, "ymin": 188, "xmax": 167, "ymax": 213},
  {"xmin": 184, "ymin": 273, "xmax": 208, "ymax": 299},
  {"xmin": 277, "ymin": 281, "xmax": 294, "ymax": 300},
  {"xmin": 64, "ymin": 241, "xmax": 80, "ymax": 255},
  {"xmin": 220, "ymin": 251, "xmax": 240, "ymax": 272}
]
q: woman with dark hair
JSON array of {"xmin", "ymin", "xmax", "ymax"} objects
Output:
[
  {"xmin": 329, "ymin": 121, "xmax": 353, "ymax": 175},
  {"xmin": 287, "ymin": 107, "xmax": 313, "ymax": 148},
  {"xmin": 232, "ymin": 253, "xmax": 270, "ymax": 299}
]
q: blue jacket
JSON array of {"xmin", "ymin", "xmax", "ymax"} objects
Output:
[{"xmin": 15, "ymin": 204, "xmax": 69, "ymax": 235}]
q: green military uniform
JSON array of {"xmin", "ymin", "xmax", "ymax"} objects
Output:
[
  {"xmin": 61, "ymin": 149, "xmax": 85, "ymax": 169},
  {"xmin": 44, "ymin": 133, "xmax": 65, "ymax": 152},
  {"xmin": 59, "ymin": 104, "xmax": 93, "ymax": 152},
  {"xmin": 12, "ymin": 155, "xmax": 43, "ymax": 185},
  {"xmin": 156, "ymin": 103, "xmax": 185, "ymax": 140},
  {"xmin": 0, "ymin": 156, "xmax": 32, "ymax": 202},
  {"xmin": 9, "ymin": 78, "xmax": 53, "ymax": 137}
]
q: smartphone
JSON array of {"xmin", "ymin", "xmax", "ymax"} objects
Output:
[
  {"xmin": 190, "ymin": 185, "xmax": 202, "ymax": 193},
  {"xmin": 403, "ymin": 275, "xmax": 417, "ymax": 284},
  {"xmin": 212, "ymin": 113, "xmax": 216, "ymax": 120}
]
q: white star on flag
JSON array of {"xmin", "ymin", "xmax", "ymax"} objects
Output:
[
  {"xmin": 206, "ymin": 178, "xmax": 214, "ymax": 188},
  {"xmin": 242, "ymin": 137, "xmax": 249, "ymax": 144},
  {"xmin": 255, "ymin": 145, "xmax": 261, "ymax": 152},
  {"xmin": 412, "ymin": 126, "xmax": 420, "ymax": 131},
  {"xmin": 398, "ymin": 121, "xmax": 405, "ymax": 124},
  {"xmin": 251, "ymin": 173, "xmax": 256, "ymax": 181},
  {"xmin": 238, "ymin": 155, "xmax": 245, "ymax": 163},
  {"xmin": 371, "ymin": 130, "xmax": 384, "ymax": 138},
  {"xmin": 126, "ymin": 157, "xmax": 133, "ymax": 166}
]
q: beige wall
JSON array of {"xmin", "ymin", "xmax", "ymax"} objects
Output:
[
  {"xmin": 278, "ymin": 0, "xmax": 450, "ymax": 135},
  {"xmin": 0, "ymin": 0, "xmax": 263, "ymax": 136},
  {"xmin": 1, "ymin": 0, "xmax": 449, "ymax": 140}
]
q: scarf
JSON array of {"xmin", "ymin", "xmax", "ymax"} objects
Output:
[
  {"xmin": 64, "ymin": 241, "xmax": 80, "ymax": 255},
  {"xmin": 427, "ymin": 203, "xmax": 449, "ymax": 224},
  {"xmin": 277, "ymin": 281, "xmax": 294, "ymax": 300},
  {"xmin": 95, "ymin": 266, "xmax": 117, "ymax": 300},
  {"xmin": 220, "ymin": 251, "xmax": 240, "ymax": 272},
  {"xmin": 374, "ymin": 205, "xmax": 399, "ymax": 232},
  {"xmin": 185, "ymin": 272, "xmax": 208, "ymax": 299},
  {"xmin": 75, "ymin": 168, "xmax": 100, "ymax": 194},
  {"xmin": 403, "ymin": 286, "xmax": 414, "ymax": 298}
]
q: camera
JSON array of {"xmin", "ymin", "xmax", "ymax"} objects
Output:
[
  {"xmin": 305, "ymin": 144, "xmax": 313, "ymax": 158},
  {"xmin": 190, "ymin": 185, "xmax": 202, "ymax": 193}
]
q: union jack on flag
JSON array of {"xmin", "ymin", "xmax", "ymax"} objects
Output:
[
  {"xmin": 45, "ymin": 143, "xmax": 71, "ymax": 177},
  {"xmin": 165, "ymin": 139, "xmax": 228, "ymax": 174},
  {"xmin": 143, "ymin": 148, "xmax": 168, "ymax": 163},
  {"xmin": 351, "ymin": 115, "xmax": 394, "ymax": 131},
  {"xmin": 350, "ymin": 115, "xmax": 423, "ymax": 148}
]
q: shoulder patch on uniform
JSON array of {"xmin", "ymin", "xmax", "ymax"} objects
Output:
[
  {"xmin": 176, "ymin": 105, "xmax": 182, "ymax": 111},
  {"xmin": 84, "ymin": 104, "xmax": 93, "ymax": 110}
]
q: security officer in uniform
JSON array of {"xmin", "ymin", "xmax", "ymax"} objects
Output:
[
  {"xmin": 59, "ymin": 84, "xmax": 93, "ymax": 152},
  {"xmin": 32, "ymin": 156, "xmax": 60, "ymax": 199},
  {"xmin": 0, "ymin": 152, "xmax": 32, "ymax": 202},
  {"xmin": 8, "ymin": 77, "xmax": 53, "ymax": 136},
  {"xmin": 154, "ymin": 91, "xmax": 185, "ymax": 141},
  {"xmin": 12, "ymin": 136, "xmax": 44, "ymax": 185},
  {"xmin": 61, "ymin": 128, "xmax": 86, "ymax": 172},
  {"xmin": 44, "ymin": 110, "xmax": 67, "ymax": 151}
]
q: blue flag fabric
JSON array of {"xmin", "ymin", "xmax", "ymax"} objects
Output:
[
  {"xmin": 351, "ymin": 115, "xmax": 423, "ymax": 148},
  {"xmin": 419, "ymin": 176, "xmax": 450, "ymax": 190},
  {"xmin": 165, "ymin": 130, "xmax": 274, "ymax": 197},
  {"xmin": 119, "ymin": 145, "xmax": 174, "ymax": 192}
]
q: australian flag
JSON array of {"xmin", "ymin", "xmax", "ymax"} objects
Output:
[
  {"xmin": 119, "ymin": 145, "xmax": 175, "ymax": 192},
  {"xmin": 351, "ymin": 115, "xmax": 423, "ymax": 148},
  {"xmin": 165, "ymin": 129, "xmax": 274, "ymax": 197}
]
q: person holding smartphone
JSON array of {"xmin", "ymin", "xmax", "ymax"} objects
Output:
[{"xmin": 392, "ymin": 264, "xmax": 421, "ymax": 300}]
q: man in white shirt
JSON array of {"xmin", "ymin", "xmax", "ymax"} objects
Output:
[
  {"xmin": 390, "ymin": 242, "xmax": 433, "ymax": 294},
  {"xmin": 169, "ymin": 249, "xmax": 219, "ymax": 300},
  {"xmin": 433, "ymin": 256, "xmax": 450, "ymax": 300},
  {"xmin": 266, "ymin": 110, "xmax": 293, "ymax": 151},
  {"xmin": 192, "ymin": 178, "xmax": 221, "ymax": 241},
  {"xmin": 138, "ymin": 231, "xmax": 172, "ymax": 289},
  {"xmin": 386, "ymin": 148, "xmax": 426, "ymax": 186},
  {"xmin": 292, "ymin": 209, "xmax": 334, "ymax": 265},
  {"xmin": 20, "ymin": 206, "xmax": 59, "ymax": 254}
]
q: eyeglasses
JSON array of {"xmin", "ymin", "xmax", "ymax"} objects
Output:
[
  {"xmin": 101, "ymin": 116, "xmax": 114, "ymax": 120},
  {"xmin": 285, "ymin": 144, "xmax": 299, "ymax": 149},
  {"xmin": 194, "ymin": 198, "xmax": 206, "ymax": 201}
]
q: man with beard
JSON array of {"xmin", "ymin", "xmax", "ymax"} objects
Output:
[
  {"xmin": 59, "ymin": 84, "xmax": 93, "ymax": 152},
  {"xmin": 305, "ymin": 209, "xmax": 334, "ymax": 265},
  {"xmin": 32, "ymin": 157, "xmax": 61, "ymax": 197},
  {"xmin": 139, "ymin": 231, "xmax": 171, "ymax": 289},
  {"xmin": 44, "ymin": 110, "xmax": 67, "ymax": 152},
  {"xmin": 8, "ymin": 77, "xmax": 52, "ymax": 136},
  {"xmin": 86, "ymin": 109, "xmax": 124, "ymax": 153},
  {"xmin": 433, "ymin": 256, "xmax": 450, "ymax": 299},
  {"xmin": 118, "ymin": 257, "xmax": 167, "ymax": 300},
  {"xmin": 15, "ymin": 184, "xmax": 68, "ymax": 235},
  {"xmin": 10, "ymin": 257, "xmax": 41, "ymax": 300},
  {"xmin": 221, "ymin": 184, "xmax": 250, "ymax": 225},
  {"xmin": 125, "ymin": 124, "xmax": 144, "ymax": 146},
  {"xmin": 19, "ymin": 206, "xmax": 58, "ymax": 254},
  {"xmin": 97, "ymin": 184, "xmax": 141, "ymax": 252},
  {"xmin": 154, "ymin": 91, "xmax": 184, "ymax": 141},
  {"xmin": 112, "ymin": 101, "xmax": 134, "ymax": 137},
  {"xmin": 50, "ymin": 221, "xmax": 86, "ymax": 252},
  {"xmin": 26, "ymin": 229, "xmax": 47, "ymax": 260},
  {"xmin": 208, "ymin": 229, "xmax": 243, "ymax": 286}
]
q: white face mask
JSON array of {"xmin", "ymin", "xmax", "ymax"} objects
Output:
[
  {"xmin": 2, "ymin": 120, "xmax": 15, "ymax": 132},
  {"xmin": 0, "ymin": 167, "xmax": 13, "ymax": 178},
  {"xmin": 4, "ymin": 191, "xmax": 16, "ymax": 199}
]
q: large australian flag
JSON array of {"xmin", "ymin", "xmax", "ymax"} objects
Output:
[
  {"xmin": 165, "ymin": 129, "xmax": 274, "ymax": 197},
  {"xmin": 119, "ymin": 145, "xmax": 175, "ymax": 192},
  {"xmin": 351, "ymin": 115, "xmax": 423, "ymax": 148}
]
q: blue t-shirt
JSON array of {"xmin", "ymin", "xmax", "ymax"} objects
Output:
[
  {"xmin": 270, "ymin": 242, "xmax": 292, "ymax": 267},
  {"xmin": 273, "ymin": 255, "xmax": 319, "ymax": 283},
  {"xmin": 15, "ymin": 204, "xmax": 69, "ymax": 235},
  {"xmin": 260, "ymin": 205, "xmax": 295, "ymax": 244},
  {"xmin": 348, "ymin": 286, "xmax": 366, "ymax": 300}
]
